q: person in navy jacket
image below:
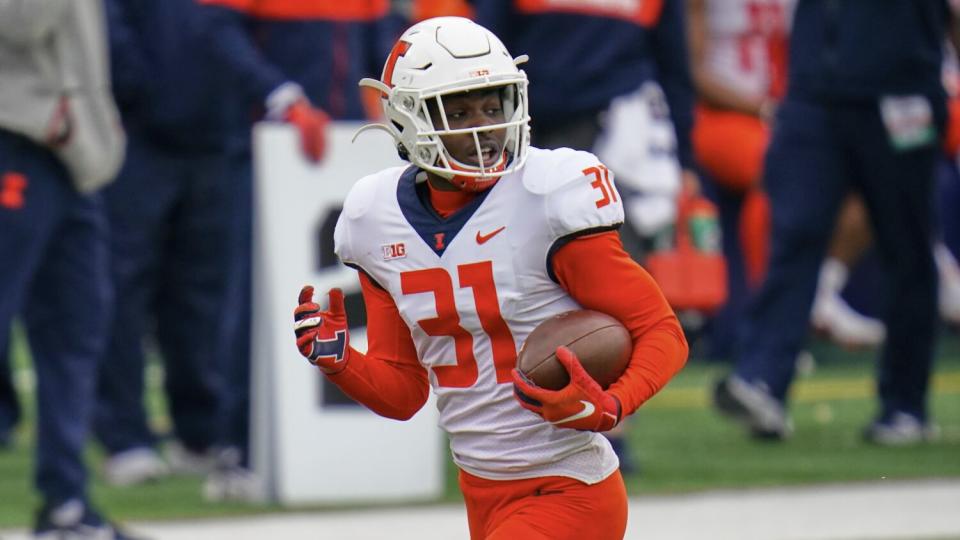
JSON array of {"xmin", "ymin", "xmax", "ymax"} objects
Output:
[
  {"xmin": 192, "ymin": 0, "xmax": 406, "ymax": 496},
  {"xmin": 714, "ymin": 0, "xmax": 954, "ymax": 445},
  {"xmin": 94, "ymin": 0, "xmax": 245, "ymax": 487}
]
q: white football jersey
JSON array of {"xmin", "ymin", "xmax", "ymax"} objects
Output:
[
  {"xmin": 703, "ymin": 0, "xmax": 794, "ymax": 99},
  {"xmin": 335, "ymin": 147, "xmax": 623, "ymax": 483}
]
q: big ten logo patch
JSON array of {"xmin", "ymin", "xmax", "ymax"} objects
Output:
[
  {"xmin": 382, "ymin": 242, "xmax": 407, "ymax": 260},
  {"xmin": 1, "ymin": 172, "xmax": 27, "ymax": 210}
]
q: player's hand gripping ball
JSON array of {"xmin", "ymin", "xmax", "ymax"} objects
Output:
[
  {"xmin": 294, "ymin": 286, "xmax": 350, "ymax": 374},
  {"xmin": 513, "ymin": 347, "xmax": 622, "ymax": 432},
  {"xmin": 512, "ymin": 310, "xmax": 632, "ymax": 432}
]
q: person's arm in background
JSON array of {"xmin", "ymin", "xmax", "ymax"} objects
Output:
[
  {"xmin": 686, "ymin": 0, "xmax": 772, "ymax": 119},
  {"xmin": 194, "ymin": 0, "xmax": 329, "ymax": 161},
  {"xmin": 195, "ymin": 1, "xmax": 286, "ymax": 106},
  {"xmin": 102, "ymin": 0, "xmax": 149, "ymax": 111},
  {"xmin": 0, "ymin": 0, "xmax": 69, "ymax": 45},
  {"xmin": 650, "ymin": 0, "xmax": 698, "ymax": 190}
]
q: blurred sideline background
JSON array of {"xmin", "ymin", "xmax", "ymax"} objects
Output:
[{"xmin": 4, "ymin": 0, "xmax": 960, "ymax": 537}]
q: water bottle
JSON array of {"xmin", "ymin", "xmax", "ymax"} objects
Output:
[{"xmin": 686, "ymin": 200, "xmax": 721, "ymax": 253}]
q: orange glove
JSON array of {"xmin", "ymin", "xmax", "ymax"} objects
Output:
[
  {"xmin": 512, "ymin": 346, "xmax": 621, "ymax": 432},
  {"xmin": 266, "ymin": 82, "xmax": 329, "ymax": 163},
  {"xmin": 284, "ymin": 99, "xmax": 329, "ymax": 163},
  {"xmin": 294, "ymin": 286, "xmax": 349, "ymax": 374}
]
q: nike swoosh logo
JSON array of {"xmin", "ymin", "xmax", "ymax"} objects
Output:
[
  {"xmin": 551, "ymin": 400, "xmax": 595, "ymax": 425},
  {"xmin": 476, "ymin": 226, "xmax": 506, "ymax": 245}
]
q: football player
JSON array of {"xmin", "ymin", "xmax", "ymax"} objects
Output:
[{"xmin": 293, "ymin": 17, "xmax": 689, "ymax": 540}]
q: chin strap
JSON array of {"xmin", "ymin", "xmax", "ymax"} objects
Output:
[{"xmin": 444, "ymin": 150, "xmax": 509, "ymax": 191}]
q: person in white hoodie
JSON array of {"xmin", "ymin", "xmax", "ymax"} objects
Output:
[{"xmin": 0, "ymin": 1, "xmax": 135, "ymax": 537}]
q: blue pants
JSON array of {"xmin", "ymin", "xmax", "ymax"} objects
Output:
[
  {"xmin": 0, "ymin": 129, "xmax": 111, "ymax": 504},
  {"xmin": 702, "ymin": 178, "xmax": 754, "ymax": 360},
  {"xmin": 93, "ymin": 132, "xmax": 232, "ymax": 454},
  {"xmin": 217, "ymin": 142, "xmax": 253, "ymax": 464},
  {"xmin": 735, "ymin": 97, "xmax": 943, "ymax": 421},
  {"xmin": 938, "ymin": 157, "xmax": 960, "ymax": 257}
]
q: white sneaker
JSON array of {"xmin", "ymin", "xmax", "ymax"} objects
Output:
[
  {"xmin": 203, "ymin": 466, "xmax": 263, "ymax": 502},
  {"xmin": 164, "ymin": 440, "xmax": 216, "ymax": 476},
  {"xmin": 934, "ymin": 243, "xmax": 960, "ymax": 324},
  {"xmin": 203, "ymin": 447, "xmax": 262, "ymax": 502},
  {"xmin": 102, "ymin": 447, "xmax": 169, "ymax": 487},
  {"xmin": 713, "ymin": 375, "xmax": 793, "ymax": 440},
  {"xmin": 864, "ymin": 412, "xmax": 940, "ymax": 446},
  {"xmin": 811, "ymin": 291, "xmax": 886, "ymax": 348}
]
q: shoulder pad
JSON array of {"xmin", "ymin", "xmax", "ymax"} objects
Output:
[
  {"xmin": 528, "ymin": 148, "xmax": 624, "ymax": 239},
  {"xmin": 341, "ymin": 165, "xmax": 407, "ymax": 219},
  {"xmin": 336, "ymin": 165, "xmax": 407, "ymax": 264},
  {"xmin": 521, "ymin": 147, "xmax": 603, "ymax": 195}
]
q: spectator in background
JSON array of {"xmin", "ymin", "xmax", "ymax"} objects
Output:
[
  {"xmin": 92, "ymin": 0, "xmax": 242, "ymax": 487},
  {"xmin": 474, "ymin": 0, "xmax": 697, "ymax": 474},
  {"xmin": 714, "ymin": 0, "xmax": 953, "ymax": 445},
  {"xmin": 194, "ymin": 0, "xmax": 405, "ymax": 499},
  {"xmin": 686, "ymin": 0, "xmax": 793, "ymax": 358},
  {"xmin": 809, "ymin": 50, "xmax": 960, "ymax": 343},
  {"xmin": 0, "ymin": 1, "xmax": 135, "ymax": 537}
]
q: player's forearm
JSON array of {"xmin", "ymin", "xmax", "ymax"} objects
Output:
[
  {"xmin": 325, "ymin": 348, "xmax": 429, "ymax": 420},
  {"xmin": 607, "ymin": 316, "xmax": 688, "ymax": 415},
  {"xmin": 553, "ymin": 231, "xmax": 689, "ymax": 414}
]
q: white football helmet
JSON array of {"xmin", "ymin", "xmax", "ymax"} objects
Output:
[{"xmin": 357, "ymin": 17, "xmax": 530, "ymax": 191}]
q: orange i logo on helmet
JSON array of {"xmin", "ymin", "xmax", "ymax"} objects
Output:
[{"xmin": 382, "ymin": 40, "xmax": 412, "ymax": 94}]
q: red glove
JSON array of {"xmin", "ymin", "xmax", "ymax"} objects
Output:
[
  {"xmin": 294, "ymin": 286, "xmax": 349, "ymax": 374},
  {"xmin": 284, "ymin": 99, "xmax": 329, "ymax": 163},
  {"xmin": 512, "ymin": 346, "xmax": 621, "ymax": 432}
]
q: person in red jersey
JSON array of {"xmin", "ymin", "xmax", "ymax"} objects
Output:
[{"xmin": 293, "ymin": 17, "xmax": 688, "ymax": 540}]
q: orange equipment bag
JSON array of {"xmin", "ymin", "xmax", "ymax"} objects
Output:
[{"xmin": 643, "ymin": 193, "xmax": 728, "ymax": 313}]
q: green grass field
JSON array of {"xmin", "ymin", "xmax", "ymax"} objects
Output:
[{"xmin": 1, "ymin": 331, "xmax": 959, "ymax": 528}]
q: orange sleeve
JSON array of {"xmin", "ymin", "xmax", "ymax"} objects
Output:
[
  {"xmin": 324, "ymin": 272, "xmax": 430, "ymax": 420},
  {"xmin": 552, "ymin": 231, "xmax": 689, "ymax": 416}
]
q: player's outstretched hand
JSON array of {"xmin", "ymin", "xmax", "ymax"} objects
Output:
[
  {"xmin": 294, "ymin": 286, "xmax": 350, "ymax": 374},
  {"xmin": 512, "ymin": 346, "xmax": 621, "ymax": 432}
]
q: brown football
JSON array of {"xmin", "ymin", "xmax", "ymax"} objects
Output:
[{"xmin": 516, "ymin": 310, "xmax": 632, "ymax": 391}]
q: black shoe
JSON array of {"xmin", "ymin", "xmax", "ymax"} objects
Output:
[
  {"xmin": 34, "ymin": 499, "xmax": 144, "ymax": 539},
  {"xmin": 713, "ymin": 375, "xmax": 792, "ymax": 440}
]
